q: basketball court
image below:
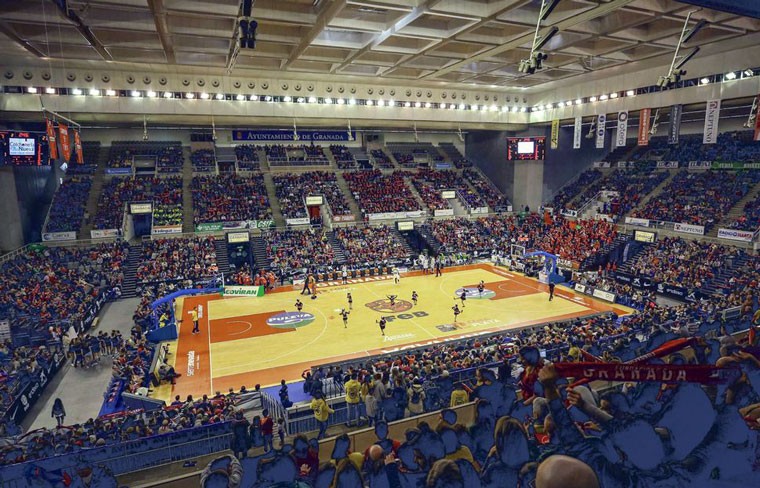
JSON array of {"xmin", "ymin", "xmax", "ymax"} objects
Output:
[{"xmin": 155, "ymin": 264, "xmax": 632, "ymax": 402}]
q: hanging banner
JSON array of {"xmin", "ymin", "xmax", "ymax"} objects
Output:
[
  {"xmin": 615, "ymin": 111, "xmax": 628, "ymax": 147},
  {"xmin": 668, "ymin": 104, "xmax": 682, "ymax": 145},
  {"xmin": 573, "ymin": 116, "xmax": 582, "ymax": 149},
  {"xmin": 46, "ymin": 118, "xmax": 58, "ymax": 160},
  {"xmin": 637, "ymin": 108, "xmax": 651, "ymax": 146},
  {"xmin": 703, "ymin": 99, "xmax": 720, "ymax": 144},
  {"xmin": 754, "ymin": 97, "xmax": 760, "ymax": 142},
  {"xmin": 73, "ymin": 129, "xmax": 84, "ymax": 164},
  {"xmin": 595, "ymin": 114, "xmax": 606, "ymax": 149},
  {"xmin": 550, "ymin": 119, "xmax": 559, "ymax": 149},
  {"xmin": 554, "ymin": 362, "xmax": 739, "ymax": 384},
  {"xmin": 58, "ymin": 123, "xmax": 71, "ymax": 162}
]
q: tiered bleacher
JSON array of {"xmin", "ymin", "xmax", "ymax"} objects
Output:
[
  {"xmin": 728, "ymin": 193, "xmax": 760, "ymax": 231},
  {"xmin": 66, "ymin": 141, "xmax": 100, "ymax": 174},
  {"xmin": 234, "ymin": 145, "xmax": 261, "ymax": 171},
  {"xmin": 262, "ymin": 229, "xmax": 336, "ymax": 270},
  {"xmin": 388, "ymin": 142, "xmax": 442, "ymax": 169},
  {"xmin": 93, "ymin": 176, "xmax": 182, "ymax": 231},
  {"xmin": 335, "ymin": 225, "xmax": 410, "ymax": 265},
  {"xmin": 191, "ymin": 174, "xmax": 272, "ymax": 227},
  {"xmin": 265, "ymin": 145, "xmax": 329, "ymax": 167},
  {"xmin": 155, "ymin": 145, "xmax": 184, "ymax": 173},
  {"xmin": 463, "ymin": 169, "xmax": 510, "ymax": 212},
  {"xmin": 135, "ymin": 236, "xmax": 218, "ymax": 284},
  {"xmin": 106, "ymin": 141, "xmax": 184, "ymax": 174},
  {"xmin": 439, "ymin": 142, "xmax": 473, "ymax": 168},
  {"xmin": 407, "ymin": 170, "xmax": 486, "ymax": 212},
  {"xmin": 546, "ymin": 168, "xmax": 602, "ymax": 210},
  {"xmin": 272, "ymin": 172, "xmax": 352, "ymax": 223},
  {"xmin": 190, "ymin": 149, "xmax": 216, "ymax": 172},
  {"xmin": 577, "ymin": 164, "xmax": 669, "ymax": 219},
  {"xmin": 370, "ymin": 149, "xmax": 394, "ymax": 169},
  {"xmin": 343, "ymin": 170, "xmax": 421, "ymax": 216},
  {"xmin": 329, "ymin": 145, "xmax": 357, "ymax": 169},
  {"xmin": 43, "ymin": 176, "xmax": 92, "ymax": 235},
  {"xmin": 630, "ymin": 170, "xmax": 760, "ymax": 230}
]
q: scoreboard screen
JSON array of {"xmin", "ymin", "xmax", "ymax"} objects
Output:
[
  {"xmin": 0, "ymin": 131, "xmax": 47, "ymax": 166},
  {"xmin": 507, "ymin": 137, "xmax": 546, "ymax": 160}
]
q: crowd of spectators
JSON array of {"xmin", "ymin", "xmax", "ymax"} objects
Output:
[
  {"xmin": 93, "ymin": 176, "xmax": 182, "ymax": 230},
  {"xmin": 546, "ymin": 169, "xmax": 602, "ymax": 210},
  {"xmin": 623, "ymin": 237, "xmax": 739, "ymax": 290},
  {"xmin": 406, "ymin": 170, "xmax": 486, "ymax": 212},
  {"xmin": 343, "ymin": 170, "xmax": 421, "ymax": 216},
  {"xmin": 329, "ymin": 145, "xmax": 357, "ymax": 169},
  {"xmin": 234, "ymin": 145, "xmax": 261, "ymax": 171},
  {"xmin": 335, "ymin": 225, "xmax": 409, "ymax": 265},
  {"xmin": 191, "ymin": 174, "xmax": 271, "ymax": 225},
  {"xmin": 44, "ymin": 176, "xmax": 92, "ymax": 234},
  {"xmin": 0, "ymin": 342, "xmax": 61, "ymax": 414},
  {"xmin": 106, "ymin": 143, "xmax": 183, "ymax": 172},
  {"xmin": 728, "ymin": 193, "xmax": 760, "ymax": 232},
  {"xmin": 0, "ymin": 243, "xmax": 128, "ymax": 327},
  {"xmin": 272, "ymin": 172, "xmax": 352, "ymax": 220},
  {"xmin": 135, "ymin": 237, "xmax": 218, "ymax": 283},
  {"xmin": 370, "ymin": 150, "xmax": 394, "ymax": 169},
  {"xmin": 262, "ymin": 230, "xmax": 336, "ymax": 270},
  {"xmin": 631, "ymin": 170, "xmax": 760, "ymax": 229},
  {"xmin": 576, "ymin": 165, "xmax": 669, "ymax": 219},
  {"xmin": 191, "ymin": 149, "xmax": 216, "ymax": 172},
  {"xmin": 155, "ymin": 145, "xmax": 184, "ymax": 173},
  {"xmin": 463, "ymin": 169, "xmax": 510, "ymax": 212},
  {"xmin": 264, "ymin": 145, "xmax": 329, "ymax": 166}
]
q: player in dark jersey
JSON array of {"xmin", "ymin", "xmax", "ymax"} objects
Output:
[
  {"xmin": 377, "ymin": 317, "xmax": 387, "ymax": 336},
  {"xmin": 478, "ymin": 280, "xmax": 485, "ymax": 296},
  {"xmin": 452, "ymin": 304, "xmax": 461, "ymax": 322},
  {"xmin": 340, "ymin": 309, "xmax": 350, "ymax": 328},
  {"xmin": 295, "ymin": 299, "xmax": 303, "ymax": 312},
  {"xmin": 347, "ymin": 292, "xmax": 353, "ymax": 310},
  {"xmin": 411, "ymin": 291, "xmax": 418, "ymax": 306},
  {"xmin": 387, "ymin": 295, "xmax": 397, "ymax": 308},
  {"xmin": 459, "ymin": 289, "xmax": 467, "ymax": 307}
]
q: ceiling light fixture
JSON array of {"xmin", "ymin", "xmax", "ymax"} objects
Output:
[
  {"xmin": 699, "ymin": 77, "xmax": 710, "ymax": 85},
  {"xmin": 27, "ymin": 87, "xmax": 38, "ymax": 94},
  {"xmin": 349, "ymin": 98, "xmax": 356, "ymax": 105},
  {"xmin": 308, "ymin": 96, "xmax": 317, "ymax": 103},
  {"xmin": 264, "ymin": 95, "xmax": 272, "ymax": 102},
  {"xmin": 45, "ymin": 87, "xmax": 56, "ymax": 94},
  {"xmin": 185, "ymin": 92, "xmax": 195, "ymax": 99},
  {"xmin": 200, "ymin": 92, "xmax": 209, "ymax": 100},
  {"xmin": 131, "ymin": 90, "xmax": 141, "ymax": 98},
  {"xmin": 725, "ymin": 71, "xmax": 737, "ymax": 80},
  {"xmin": 425, "ymin": 102, "xmax": 431, "ymax": 108},
  {"xmin": 575, "ymin": 99, "xmax": 582, "ymax": 105},
  {"xmin": 743, "ymin": 69, "xmax": 754, "ymax": 77},
  {"xmin": 147, "ymin": 90, "xmax": 157, "ymax": 98},
  {"xmin": 163, "ymin": 91, "xmax": 173, "ymax": 99},
  {"xmin": 387, "ymin": 100, "xmax": 395, "ymax": 107},
  {"xmin": 106, "ymin": 89, "xmax": 117, "ymax": 96},
  {"xmin": 89, "ymin": 88, "xmax": 100, "ymax": 96},
  {"xmin": 337, "ymin": 98, "xmax": 345, "ymax": 105},
  {"xmin": 325, "ymin": 97, "xmax": 333, "ymax": 104},
  {"xmin": 589, "ymin": 96, "xmax": 597, "ymax": 102},
  {"xmin": 599, "ymin": 94, "xmax": 608, "ymax": 101},
  {"xmin": 521, "ymin": 107, "xmax": 527, "ymax": 112},
  {"xmin": 296, "ymin": 97, "xmax": 305, "ymax": 103},
  {"xmin": 71, "ymin": 88, "xmax": 82, "ymax": 95},
  {"xmin": 610, "ymin": 92, "xmax": 618, "ymax": 99},
  {"xmin": 459, "ymin": 103, "xmax": 466, "ymax": 110},
  {"xmin": 283, "ymin": 95, "xmax": 292, "ymax": 102},
  {"xmin": 626, "ymin": 90, "xmax": 635, "ymax": 97},
  {"xmin": 215, "ymin": 93, "xmax": 225, "ymax": 100},
  {"xmin": 237, "ymin": 94, "xmax": 246, "ymax": 101},
  {"xmin": 415, "ymin": 101, "xmax": 421, "ymax": 108},
  {"xmin": 250, "ymin": 95, "xmax": 258, "ymax": 101}
]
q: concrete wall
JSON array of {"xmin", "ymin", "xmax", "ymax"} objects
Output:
[
  {"xmin": 465, "ymin": 130, "xmax": 514, "ymax": 199},
  {"xmin": 0, "ymin": 168, "xmax": 24, "ymax": 251}
]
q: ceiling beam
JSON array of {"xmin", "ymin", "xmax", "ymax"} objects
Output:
[
  {"xmin": 49, "ymin": 0, "xmax": 112, "ymax": 61},
  {"xmin": 147, "ymin": 0, "xmax": 176, "ymax": 64},
  {"xmin": 0, "ymin": 23, "xmax": 47, "ymax": 58},
  {"xmin": 283, "ymin": 0, "xmax": 347, "ymax": 69},
  {"xmin": 424, "ymin": 0, "xmax": 637, "ymax": 81}
]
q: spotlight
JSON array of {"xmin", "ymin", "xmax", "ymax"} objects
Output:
[
  {"xmin": 283, "ymin": 95, "xmax": 292, "ymax": 102},
  {"xmin": 200, "ymin": 92, "xmax": 210, "ymax": 99},
  {"xmin": 725, "ymin": 72, "xmax": 737, "ymax": 80},
  {"xmin": 626, "ymin": 90, "xmax": 635, "ymax": 97},
  {"xmin": 472, "ymin": 105, "xmax": 479, "ymax": 111},
  {"xmin": 387, "ymin": 100, "xmax": 394, "ymax": 107},
  {"xmin": 404, "ymin": 101, "xmax": 411, "ymax": 108},
  {"xmin": 415, "ymin": 102, "xmax": 421, "ymax": 108},
  {"xmin": 425, "ymin": 102, "xmax": 431, "ymax": 108},
  {"xmin": 365, "ymin": 100, "xmax": 373, "ymax": 106},
  {"xmin": 250, "ymin": 95, "xmax": 259, "ymax": 101},
  {"xmin": 349, "ymin": 98, "xmax": 356, "ymax": 105},
  {"xmin": 700, "ymin": 78, "xmax": 710, "ymax": 85},
  {"xmin": 131, "ymin": 90, "xmax": 141, "ymax": 98},
  {"xmin": 575, "ymin": 99, "xmax": 582, "ymax": 105},
  {"xmin": 589, "ymin": 96, "xmax": 597, "ymax": 102},
  {"xmin": 72, "ymin": 88, "xmax": 82, "ymax": 95},
  {"xmin": 610, "ymin": 92, "xmax": 618, "ymax": 99},
  {"xmin": 599, "ymin": 94, "xmax": 608, "ymax": 101},
  {"xmin": 337, "ymin": 98, "xmax": 345, "ymax": 105},
  {"xmin": 45, "ymin": 87, "xmax": 56, "ymax": 94},
  {"xmin": 236, "ymin": 94, "xmax": 246, "ymax": 101},
  {"xmin": 185, "ymin": 92, "xmax": 195, "ymax": 99},
  {"xmin": 490, "ymin": 104, "xmax": 498, "ymax": 111},
  {"xmin": 215, "ymin": 93, "xmax": 225, "ymax": 100},
  {"xmin": 511, "ymin": 106, "xmax": 519, "ymax": 113},
  {"xmin": 308, "ymin": 96, "xmax": 317, "ymax": 103},
  {"xmin": 147, "ymin": 90, "xmax": 157, "ymax": 98},
  {"xmin": 743, "ymin": 69, "xmax": 754, "ymax": 77},
  {"xmin": 325, "ymin": 97, "xmax": 333, "ymax": 104},
  {"xmin": 502, "ymin": 106, "xmax": 508, "ymax": 112},
  {"xmin": 27, "ymin": 87, "xmax": 38, "ymax": 94},
  {"xmin": 521, "ymin": 107, "xmax": 527, "ymax": 112},
  {"xmin": 459, "ymin": 103, "xmax": 466, "ymax": 110},
  {"xmin": 297, "ymin": 97, "xmax": 305, "ymax": 103},
  {"xmin": 264, "ymin": 95, "xmax": 272, "ymax": 102},
  {"xmin": 106, "ymin": 89, "xmax": 117, "ymax": 96}
]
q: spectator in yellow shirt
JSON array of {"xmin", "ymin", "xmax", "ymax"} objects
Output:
[
  {"xmin": 344, "ymin": 373, "xmax": 362, "ymax": 426},
  {"xmin": 450, "ymin": 385, "xmax": 469, "ymax": 407},
  {"xmin": 310, "ymin": 392, "xmax": 334, "ymax": 440}
]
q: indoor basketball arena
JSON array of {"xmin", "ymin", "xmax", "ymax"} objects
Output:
[{"xmin": 1, "ymin": 0, "xmax": 760, "ymax": 486}]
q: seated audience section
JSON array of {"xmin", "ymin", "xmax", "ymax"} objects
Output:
[
  {"xmin": 234, "ymin": 145, "xmax": 261, "ymax": 171},
  {"xmin": 43, "ymin": 176, "xmax": 92, "ymax": 238},
  {"xmin": 334, "ymin": 225, "xmax": 409, "ymax": 265},
  {"xmin": 463, "ymin": 169, "xmax": 510, "ymax": 212},
  {"xmin": 343, "ymin": 170, "xmax": 421, "ymax": 218},
  {"xmin": 265, "ymin": 145, "xmax": 329, "ymax": 167},
  {"xmin": 262, "ymin": 229, "xmax": 336, "ymax": 270},
  {"xmin": 93, "ymin": 176, "xmax": 182, "ymax": 232},
  {"xmin": 190, "ymin": 149, "xmax": 216, "ymax": 172},
  {"xmin": 272, "ymin": 171, "xmax": 352, "ymax": 224},
  {"xmin": 191, "ymin": 174, "xmax": 272, "ymax": 229}
]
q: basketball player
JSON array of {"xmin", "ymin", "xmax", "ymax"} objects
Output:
[
  {"xmin": 452, "ymin": 304, "xmax": 461, "ymax": 322},
  {"xmin": 340, "ymin": 309, "xmax": 350, "ymax": 328},
  {"xmin": 341, "ymin": 266, "xmax": 348, "ymax": 285},
  {"xmin": 387, "ymin": 295, "xmax": 397, "ymax": 308},
  {"xmin": 347, "ymin": 292, "xmax": 353, "ymax": 310},
  {"xmin": 393, "ymin": 267, "xmax": 401, "ymax": 284},
  {"xmin": 459, "ymin": 289, "xmax": 467, "ymax": 308},
  {"xmin": 548, "ymin": 282, "xmax": 555, "ymax": 301},
  {"xmin": 377, "ymin": 317, "xmax": 387, "ymax": 336},
  {"xmin": 478, "ymin": 280, "xmax": 485, "ymax": 296},
  {"xmin": 295, "ymin": 299, "xmax": 303, "ymax": 312},
  {"xmin": 411, "ymin": 291, "xmax": 418, "ymax": 306},
  {"xmin": 188, "ymin": 307, "xmax": 200, "ymax": 334}
]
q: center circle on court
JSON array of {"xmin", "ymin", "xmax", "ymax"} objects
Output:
[
  {"xmin": 365, "ymin": 299, "xmax": 413, "ymax": 313},
  {"xmin": 266, "ymin": 312, "xmax": 315, "ymax": 329},
  {"xmin": 454, "ymin": 287, "xmax": 496, "ymax": 299}
]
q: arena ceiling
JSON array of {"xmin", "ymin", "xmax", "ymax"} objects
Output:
[{"xmin": 2, "ymin": 0, "xmax": 759, "ymax": 93}]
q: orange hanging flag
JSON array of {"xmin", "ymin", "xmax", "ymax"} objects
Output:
[
  {"xmin": 58, "ymin": 123, "xmax": 71, "ymax": 162},
  {"xmin": 46, "ymin": 118, "xmax": 58, "ymax": 160},
  {"xmin": 73, "ymin": 129, "xmax": 84, "ymax": 164}
]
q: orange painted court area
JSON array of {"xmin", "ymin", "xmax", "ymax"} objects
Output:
[{"xmin": 166, "ymin": 264, "xmax": 630, "ymax": 401}]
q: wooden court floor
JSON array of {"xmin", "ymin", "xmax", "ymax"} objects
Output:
[{"xmin": 156, "ymin": 264, "xmax": 632, "ymax": 402}]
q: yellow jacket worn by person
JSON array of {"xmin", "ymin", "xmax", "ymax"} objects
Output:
[
  {"xmin": 450, "ymin": 388, "xmax": 469, "ymax": 407},
  {"xmin": 344, "ymin": 379, "xmax": 361, "ymax": 404},
  {"xmin": 310, "ymin": 397, "xmax": 334, "ymax": 422}
]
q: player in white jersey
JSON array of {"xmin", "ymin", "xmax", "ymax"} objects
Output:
[{"xmin": 393, "ymin": 267, "xmax": 401, "ymax": 284}]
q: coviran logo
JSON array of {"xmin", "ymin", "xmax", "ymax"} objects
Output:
[
  {"xmin": 267, "ymin": 312, "xmax": 315, "ymax": 329},
  {"xmin": 365, "ymin": 299, "xmax": 413, "ymax": 313}
]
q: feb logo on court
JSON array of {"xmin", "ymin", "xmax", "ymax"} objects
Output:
[
  {"xmin": 365, "ymin": 299, "xmax": 413, "ymax": 313},
  {"xmin": 267, "ymin": 312, "xmax": 315, "ymax": 329},
  {"xmin": 454, "ymin": 287, "xmax": 496, "ymax": 299}
]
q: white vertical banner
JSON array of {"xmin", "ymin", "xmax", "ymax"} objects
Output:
[
  {"xmin": 573, "ymin": 116, "xmax": 582, "ymax": 149},
  {"xmin": 703, "ymin": 99, "xmax": 720, "ymax": 144},
  {"xmin": 596, "ymin": 114, "xmax": 606, "ymax": 149},
  {"xmin": 616, "ymin": 111, "xmax": 629, "ymax": 147}
]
